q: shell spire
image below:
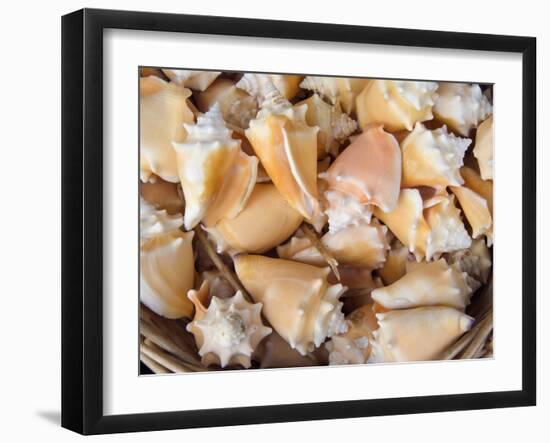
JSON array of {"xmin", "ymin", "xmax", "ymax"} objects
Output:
[{"xmin": 187, "ymin": 282, "xmax": 272, "ymax": 368}]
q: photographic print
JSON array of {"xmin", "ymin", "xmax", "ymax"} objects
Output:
[{"xmin": 138, "ymin": 68, "xmax": 494, "ymax": 374}]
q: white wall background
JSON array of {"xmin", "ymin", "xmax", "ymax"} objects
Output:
[{"xmin": 0, "ymin": 0, "xmax": 546, "ymax": 441}]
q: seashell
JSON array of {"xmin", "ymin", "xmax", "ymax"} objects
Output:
[
  {"xmin": 355, "ymin": 80, "xmax": 438, "ymax": 132},
  {"xmin": 205, "ymin": 183, "xmax": 303, "ymax": 254},
  {"xmin": 445, "ymin": 239, "xmax": 492, "ymax": 291},
  {"xmin": 473, "ymin": 115, "xmax": 494, "ymax": 180},
  {"xmin": 373, "ymin": 189, "xmax": 431, "ymax": 260},
  {"xmin": 254, "ymin": 331, "xmax": 318, "ymax": 369},
  {"xmin": 234, "ymin": 255, "xmax": 347, "ymax": 355},
  {"xmin": 401, "ymin": 123, "xmax": 471, "ymax": 188},
  {"xmin": 236, "ymin": 73, "xmax": 302, "ymax": 102},
  {"xmin": 371, "ymin": 259, "xmax": 473, "ymax": 310},
  {"xmin": 460, "ymin": 166, "xmax": 493, "ymax": 214},
  {"xmin": 195, "ymin": 78, "xmax": 258, "ymax": 129},
  {"xmin": 186, "ymin": 281, "xmax": 272, "ymax": 368},
  {"xmin": 140, "ymin": 177, "xmax": 184, "ymax": 215},
  {"xmin": 423, "ymin": 194, "xmax": 472, "ymax": 260},
  {"xmin": 433, "ymin": 83, "xmax": 492, "ymax": 136},
  {"xmin": 245, "ymin": 89, "xmax": 324, "ymax": 229},
  {"xmin": 296, "ymin": 94, "xmax": 357, "ymax": 157},
  {"xmin": 323, "ymin": 190, "xmax": 373, "ymax": 234},
  {"xmin": 378, "ymin": 242, "xmax": 410, "ymax": 285},
  {"xmin": 450, "ymin": 186, "xmax": 493, "ymax": 245},
  {"xmin": 172, "ymin": 104, "xmax": 257, "ymax": 230},
  {"xmin": 162, "ymin": 69, "xmax": 221, "ymax": 91},
  {"xmin": 140, "ymin": 76, "xmax": 194, "ymax": 183},
  {"xmin": 321, "ymin": 125, "xmax": 401, "ymax": 232},
  {"xmin": 140, "ymin": 67, "xmax": 165, "ymax": 79},
  {"xmin": 140, "ymin": 200, "xmax": 195, "ymax": 318},
  {"xmin": 326, "ymin": 304, "xmax": 379, "ymax": 365},
  {"xmin": 299, "ymin": 76, "xmax": 370, "ymax": 115},
  {"xmin": 369, "ymin": 306, "xmax": 474, "ymax": 362},
  {"xmin": 277, "ymin": 234, "xmax": 325, "ymax": 267}
]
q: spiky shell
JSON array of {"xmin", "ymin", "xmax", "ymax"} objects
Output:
[
  {"xmin": 245, "ymin": 90, "xmax": 324, "ymax": 229},
  {"xmin": 473, "ymin": 116, "xmax": 494, "ymax": 180},
  {"xmin": 172, "ymin": 104, "xmax": 257, "ymax": 230},
  {"xmin": 369, "ymin": 306, "xmax": 474, "ymax": 362},
  {"xmin": 205, "ymin": 183, "xmax": 303, "ymax": 254},
  {"xmin": 433, "ymin": 83, "xmax": 492, "ymax": 136},
  {"xmin": 372, "ymin": 259, "xmax": 473, "ymax": 310},
  {"xmin": 236, "ymin": 73, "xmax": 302, "ymax": 102},
  {"xmin": 450, "ymin": 186, "xmax": 493, "ymax": 245},
  {"xmin": 140, "ymin": 76, "xmax": 194, "ymax": 183},
  {"xmin": 445, "ymin": 238, "xmax": 492, "ymax": 291},
  {"xmin": 162, "ymin": 69, "xmax": 220, "ymax": 91},
  {"xmin": 234, "ymin": 255, "xmax": 347, "ymax": 355},
  {"xmin": 299, "ymin": 76, "xmax": 369, "ymax": 115},
  {"xmin": 140, "ymin": 197, "xmax": 183, "ymax": 243},
  {"xmin": 401, "ymin": 123, "xmax": 471, "ymax": 189},
  {"xmin": 195, "ymin": 78, "xmax": 258, "ymax": 129},
  {"xmin": 186, "ymin": 282, "xmax": 272, "ymax": 368},
  {"xmin": 297, "ymin": 94, "xmax": 357, "ymax": 157},
  {"xmin": 356, "ymin": 80, "xmax": 438, "ymax": 131}
]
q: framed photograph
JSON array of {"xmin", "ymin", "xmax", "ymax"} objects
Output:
[{"xmin": 62, "ymin": 8, "xmax": 536, "ymax": 435}]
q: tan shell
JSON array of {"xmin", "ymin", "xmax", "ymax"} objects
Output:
[
  {"xmin": 378, "ymin": 242, "xmax": 410, "ymax": 285},
  {"xmin": 372, "ymin": 259, "xmax": 473, "ymax": 310},
  {"xmin": 245, "ymin": 90, "xmax": 324, "ymax": 229},
  {"xmin": 473, "ymin": 116, "xmax": 494, "ymax": 180},
  {"xmin": 401, "ymin": 123, "xmax": 471, "ymax": 188},
  {"xmin": 369, "ymin": 306, "xmax": 474, "ymax": 362},
  {"xmin": 205, "ymin": 183, "xmax": 303, "ymax": 254},
  {"xmin": 356, "ymin": 80, "xmax": 438, "ymax": 131},
  {"xmin": 297, "ymin": 94, "xmax": 357, "ymax": 157},
  {"xmin": 187, "ymin": 281, "xmax": 272, "ymax": 368},
  {"xmin": 236, "ymin": 73, "xmax": 302, "ymax": 102},
  {"xmin": 140, "ymin": 177, "xmax": 184, "ymax": 215},
  {"xmin": 300, "ymin": 76, "xmax": 370, "ymax": 115},
  {"xmin": 433, "ymin": 83, "xmax": 492, "ymax": 136},
  {"xmin": 445, "ymin": 238, "xmax": 492, "ymax": 290},
  {"xmin": 460, "ymin": 166, "xmax": 493, "ymax": 214},
  {"xmin": 450, "ymin": 186, "xmax": 493, "ymax": 245},
  {"xmin": 172, "ymin": 104, "xmax": 257, "ymax": 230},
  {"xmin": 140, "ymin": 76, "xmax": 194, "ymax": 183},
  {"xmin": 234, "ymin": 255, "xmax": 347, "ymax": 355},
  {"xmin": 195, "ymin": 78, "xmax": 258, "ymax": 129},
  {"xmin": 162, "ymin": 69, "xmax": 221, "ymax": 91}
]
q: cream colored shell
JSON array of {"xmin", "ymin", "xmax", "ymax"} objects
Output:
[
  {"xmin": 187, "ymin": 282, "xmax": 272, "ymax": 368},
  {"xmin": 460, "ymin": 166, "xmax": 493, "ymax": 214},
  {"xmin": 236, "ymin": 73, "xmax": 302, "ymax": 102},
  {"xmin": 473, "ymin": 116, "xmax": 494, "ymax": 180},
  {"xmin": 162, "ymin": 69, "xmax": 221, "ymax": 91},
  {"xmin": 234, "ymin": 255, "xmax": 347, "ymax": 355},
  {"xmin": 401, "ymin": 123, "xmax": 471, "ymax": 188},
  {"xmin": 140, "ymin": 198, "xmax": 183, "ymax": 242},
  {"xmin": 300, "ymin": 76, "xmax": 370, "ymax": 115},
  {"xmin": 369, "ymin": 306, "xmax": 474, "ymax": 362},
  {"xmin": 356, "ymin": 80, "xmax": 438, "ymax": 131},
  {"xmin": 140, "ymin": 76, "xmax": 194, "ymax": 183},
  {"xmin": 451, "ymin": 186, "xmax": 493, "ymax": 245},
  {"xmin": 433, "ymin": 83, "xmax": 492, "ymax": 136},
  {"xmin": 371, "ymin": 259, "xmax": 473, "ymax": 310}
]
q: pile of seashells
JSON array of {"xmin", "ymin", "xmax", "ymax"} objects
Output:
[{"xmin": 139, "ymin": 68, "xmax": 494, "ymax": 371}]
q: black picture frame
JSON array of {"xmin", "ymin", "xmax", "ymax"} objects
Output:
[{"xmin": 61, "ymin": 8, "xmax": 537, "ymax": 435}]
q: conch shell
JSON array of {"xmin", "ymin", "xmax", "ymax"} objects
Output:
[
  {"xmin": 140, "ymin": 178, "xmax": 184, "ymax": 215},
  {"xmin": 236, "ymin": 73, "xmax": 302, "ymax": 102},
  {"xmin": 195, "ymin": 78, "xmax": 258, "ymax": 129},
  {"xmin": 374, "ymin": 190, "xmax": 471, "ymax": 261},
  {"xmin": 460, "ymin": 166, "xmax": 493, "ymax": 214},
  {"xmin": 401, "ymin": 123, "xmax": 471, "ymax": 188},
  {"xmin": 234, "ymin": 255, "xmax": 347, "ymax": 355},
  {"xmin": 450, "ymin": 186, "xmax": 493, "ymax": 245},
  {"xmin": 300, "ymin": 76, "xmax": 370, "ymax": 115},
  {"xmin": 140, "ymin": 76, "xmax": 194, "ymax": 183},
  {"xmin": 369, "ymin": 306, "xmax": 474, "ymax": 362},
  {"xmin": 473, "ymin": 116, "xmax": 494, "ymax": 180},
  {"xmin": 140, "ymin": 199, "xmax": 195, "ymax": 318},
  {"xmin": 245, "ymin": 89, "xmax": 324, "ymax": 229},
  {"xmin": 186, "ymin": 281, "xmax": 272, "ymax": 368},
  {"xmin": 433, "ymin": 83, "xmax": 492, "ymax": 136},
  {"xmin": 355, "ymin": 80, "xmax": 438, "ymax": 131},
  {"xmin": 371, "ymin": 259, "xmax": 473, "ymax": 310},
  {"xmin": 445, "ymin": 238, "xmax": 492, "ymax": 290},
  {"xmin": 326, "ymin": 304, "xmax": 379, "ymax": 365},
  {"xmin": 172, "ymin": 104, "xmax": 257, "ymax": 230},
  {"xmin": 296, "ymin": 94, "xmax": 357, "ymax": 157},
  {"xmin": 321, "ymin": 125, "xmax": 401, "ymax": 232},
  {"xmin": 162, "ymin": 69, "xmax": 220, "ymax": 91},
  {"xmin": 205, "ymin": 183, "xmax": 303, "ymax": 254},
  {"xmin": 378, "ymin": 242, "xmax": 410, "ymax": 285}
]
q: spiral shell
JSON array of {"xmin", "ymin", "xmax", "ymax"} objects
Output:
[
  {"xmin": 234, "ymin": 255, "xmax": 347, "ymax": 355},
  {"xmin": 236, "ymin": 73, "xmax": 302, "ymax": 102},
  {"xmin": 162, "ymin": 69, "xmax": 220, "ymax": 91}
]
